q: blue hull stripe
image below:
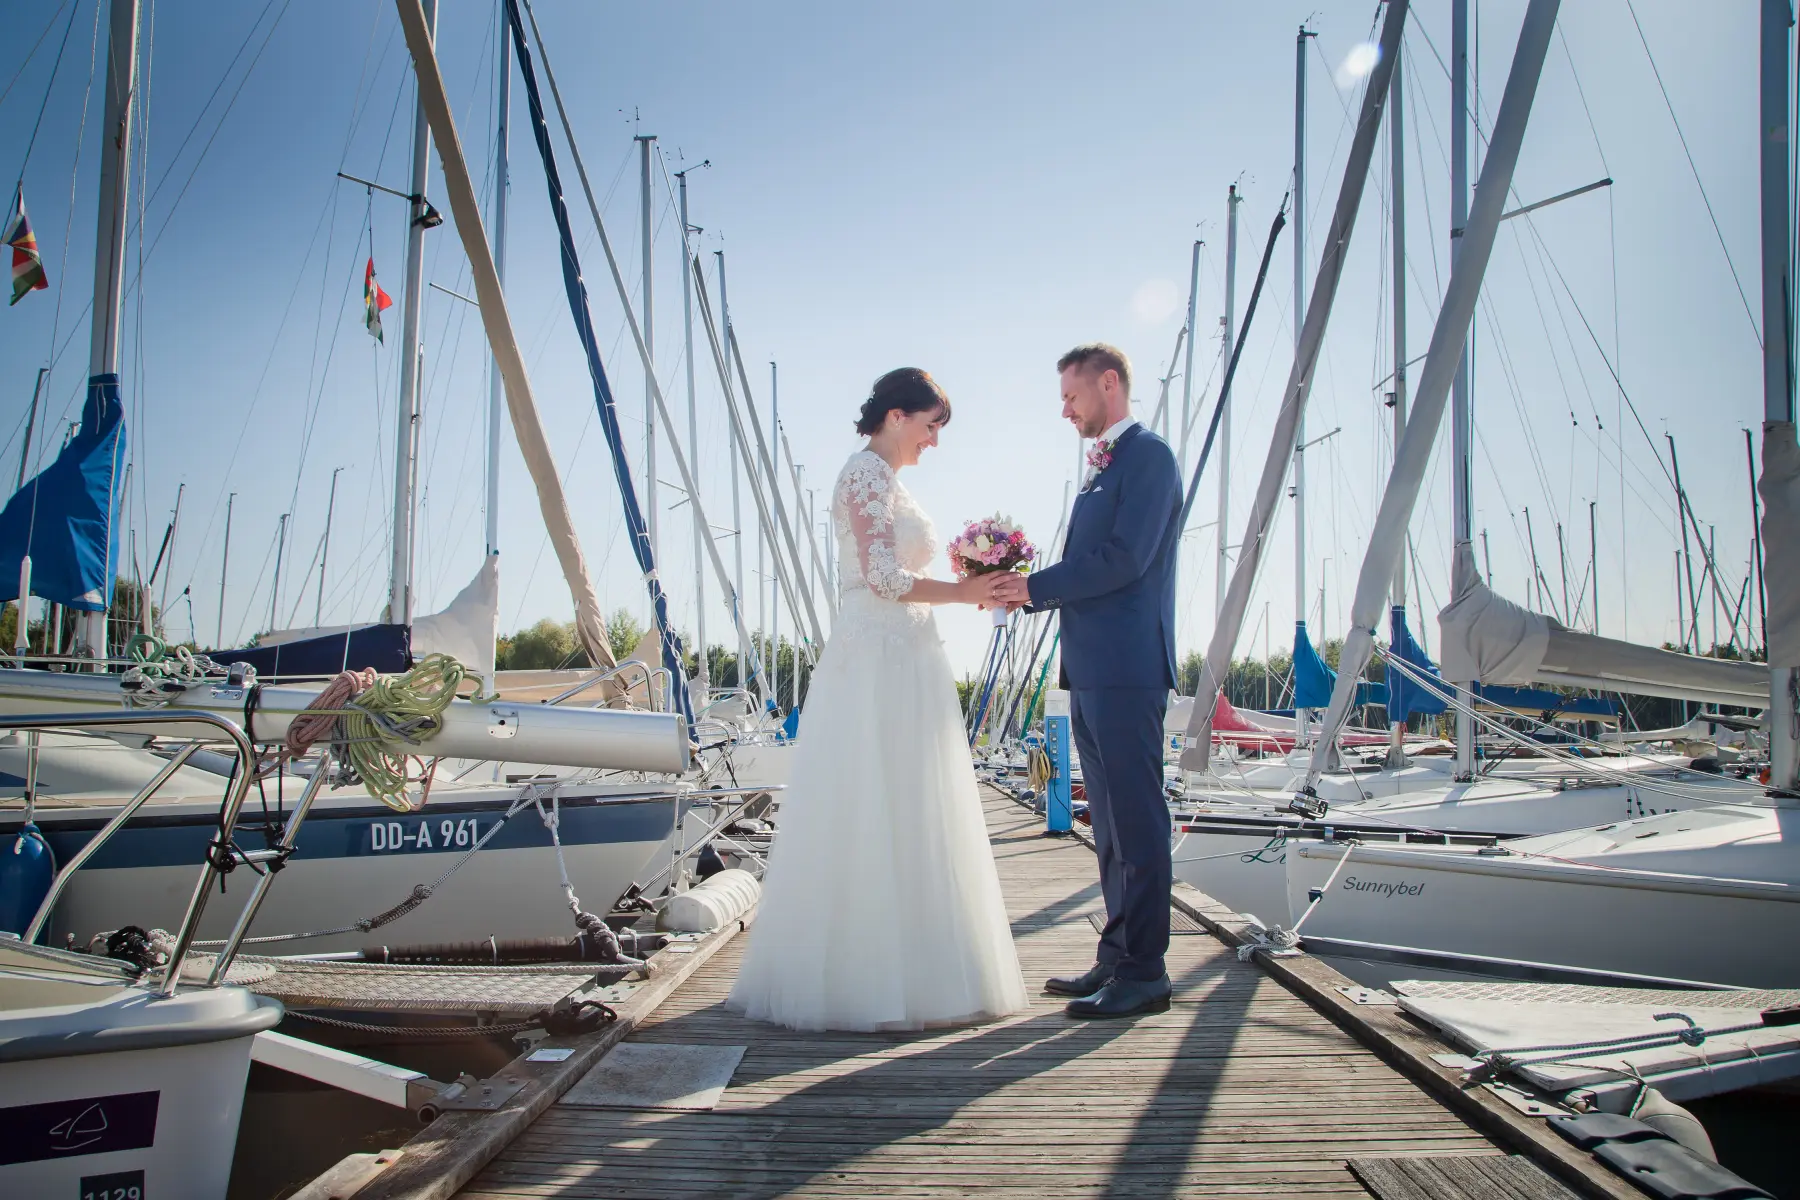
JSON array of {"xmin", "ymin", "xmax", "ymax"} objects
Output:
[{"xmin": 6, "ymin": 795, "xmax": 676, "ymax": 872}]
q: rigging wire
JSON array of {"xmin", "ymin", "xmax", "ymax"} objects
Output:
[
  {"xmin": 9, "ymin": 0, "xmax": 82, "ymax": 191},
  {"xmin": 0, "ymin": 0, "xmax": 74, "ymax": 117},
  {"xmin": 1621, "ymin": 0, "xmax": 1762, "ymax": 349}
]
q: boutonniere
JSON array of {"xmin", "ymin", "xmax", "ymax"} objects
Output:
[{"xmin": 1086, "ymin": 439, "xmax": 1114, "ymax": 474}]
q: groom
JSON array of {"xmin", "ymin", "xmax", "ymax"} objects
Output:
[{"xmin": 993, "ymin": 343, "xmax": 1182, "ymax": 1019}]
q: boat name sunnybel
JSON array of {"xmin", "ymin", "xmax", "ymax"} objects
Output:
[{"xmin": 1340, "ymin": 876, "xmax": 1425, "ymax": 898}]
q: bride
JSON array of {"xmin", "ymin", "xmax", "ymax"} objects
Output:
[{"xmin": 727, "ymin": 367, "xmax": 1030, "ymax": 1032}]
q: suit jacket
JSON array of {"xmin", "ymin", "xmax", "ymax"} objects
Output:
[{"xmin": 1026, "ymin": 423, "xmax": 1181, "ymax": 690}]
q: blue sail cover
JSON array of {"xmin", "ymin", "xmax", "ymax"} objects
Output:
[
  {"xmin": 1294, "ymin": 620, "xmax": 1386, "ymax": 710},
  {"xmin": 219, "ymin": 623, "xmax": 411, "ymax": 679},
  {"xmin": 0, "ymin": 374, "xmax": 126, "ymax": 611},
  {"xmin": 1473, "ymin": 684, "xmax": 1617, "ymax": 721},
  {"xmin": 1293, "ymin": 621, "xmax": 1335, "ymax": 709},
  {"xmin": 1386, "ymin": 605, "xmax": 1449, "ymax": 722}
]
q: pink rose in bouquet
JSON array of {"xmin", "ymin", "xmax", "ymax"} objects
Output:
[{"xmin": 948, "ymin": 515, "xmax": 1036, "ymax": 610}]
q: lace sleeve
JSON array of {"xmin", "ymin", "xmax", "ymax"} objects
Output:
[{"xmin": 838, "ymin": 454, "xmax": 917, "ymax": 601}]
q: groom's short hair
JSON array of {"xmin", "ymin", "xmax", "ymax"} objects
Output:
[{"xmin": 1057, "ymin": 343, "xmax": 1132, "ymax": 396}]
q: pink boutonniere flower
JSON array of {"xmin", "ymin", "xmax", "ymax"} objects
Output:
[{"xmin": 1086, "ymin": 439, "xmax": 1113, "ymax": 474}]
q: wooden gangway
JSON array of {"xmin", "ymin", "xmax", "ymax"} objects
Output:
[{"xmin": 447, "ymin": 788, "xmax": 1534, "ymax": 1198}]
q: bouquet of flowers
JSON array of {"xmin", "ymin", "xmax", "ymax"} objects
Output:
[{"xmin": 949, "ymin": 515, "xmax": 1036, "ymax": 625}]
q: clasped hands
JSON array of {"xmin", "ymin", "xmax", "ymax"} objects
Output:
[{"xmin": 980, "ymin": 571, "xmax": 1031, "ymax": 612}]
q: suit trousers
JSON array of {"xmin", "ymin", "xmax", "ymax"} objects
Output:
[{"xmin": 1069, "ymin": 687, "xmax": 1170, "ymax": 982}]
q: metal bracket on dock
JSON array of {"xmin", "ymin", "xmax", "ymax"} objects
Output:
[
  {"xmin": 421, "ymin": 1071, "xmax": 529, "ymax": 1119},
  {"xmin": 1481, "ymin": 1080, "xmax": 1570, "ymax": 1119},
  {"xmin": 1336, "ymin": 985, "xmax": 1397, "ymax": 1006}
]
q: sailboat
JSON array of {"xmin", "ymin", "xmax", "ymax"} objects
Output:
[
  {"xmin": 1270, "ymin": 0, "xmax": 1799, "ymax": 991},
  {"xmin": 0, "ymin": 0, "xmax": 733, "ymax": 964}
]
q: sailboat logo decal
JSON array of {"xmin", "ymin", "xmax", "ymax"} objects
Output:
[{"xmin": 48, "ymin": 1103, "xmax": 108, "ymax": 1151}]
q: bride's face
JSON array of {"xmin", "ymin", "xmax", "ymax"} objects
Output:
[{"xmin": 886, "ymin": 406, "xmax": 947, "ymax": 467}]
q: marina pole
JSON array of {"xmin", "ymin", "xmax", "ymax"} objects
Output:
[
  {"xmin": 1387, "ymin": 51, "xmax": 1408, "ymax": 764},
  {"xmin": 677, "ymin": 168, "xmax": 708, "ymax": 700},
  {"xmin": 218, "ymin": 493, "xmax": 233, "ymax": 647},
  {"xmin": 1450, "ymin": 0, "xmax": 1476, "ymax": 779},
  {"xmin": 1292, "ymin": 23, "xmax": 1316, "ymax": 746},
  {"xmin": 1556, "ymin": 521, "xmax": 1570, "ymax": 625},
  {"xmin": 269, "ymin": 514, "xmax": 289, "ymax": 634},
  {"xmin": 1759, "ymin": 0, "xmax": 1795, "ymax": 793},
  {"xmin": 316, "ymin": 467, "xmax": 341, "ymax": 626},
  {"xmin": 636, "ymin": 134, "xmax": 659, "ymax": 587},
  {"xmin": 82, "ymin": 0, "xmax": 141, "ymax": 661},
  {"xmin": 16, "ymin": 367, "xmax": 46, "ymax": 490},
  {"xmin": 486, "ymin": 9, "xmax": 509, "ymax": 560},
  {"xmin": 157, "ymin": 482, "xmax": 184, "ymax": 620},
  {"xmin": 1177, "ymin": 239, "xmax": 1201, "ymax": 477},
  {"xmin": 1218, "ymin": 185, "xmax": 1240, "ymax": 620},
  {"xmin": 770, "ymin": 361, "xmax": 780, "ymax": 711},
  {"xmin": 718, "ymin": 253, "xmax": 751, "ymax": 697},
  {"xmin": 1747, "ymin": 429, "xmax": 1766, "ymax": 653},
  {"xmin": 1588, "ymin": 500, "xmax": 1598, "ymax": 635},
  {"xmin": 1667, "ymin": 435, "xmax": 1703, "ymax": 647},
  {"xmin": 388, "ymin": 0, "xmax": 437, "ymax": 628}
]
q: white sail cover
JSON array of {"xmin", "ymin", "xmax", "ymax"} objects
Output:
[
  {"xmin": 1438, "ymin": 543, "xmax": 1767, "ymax": 706},
  {"xmin": 1762, "ymin": 420, "xmax": 1800, "ymax": 669},
  {"xmin": 412, "ymin": 554, "xmax": 499, "ymax": 683}
]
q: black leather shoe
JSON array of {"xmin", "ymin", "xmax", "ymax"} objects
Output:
[
  {"xmin": 1064, "ymin": 974, "xmax": 1172, "ymax": 1019},
  {"xmin": 1044, "ymin": 963, "xmax": 1114, "ymax": 996}
]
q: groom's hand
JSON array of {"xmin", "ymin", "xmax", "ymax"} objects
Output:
[{"xmin": 991, "ymin": 573, "xmax": 1031, "ymax": 607}]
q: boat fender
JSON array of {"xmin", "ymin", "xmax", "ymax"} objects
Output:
[
  {"xmin": 1631, "ymin": 1087, "xmax": 1715, "ymax": 1163},
  {"xmin": 659, "ymin": 868, "xmax": 761, "ymax": 932},
  {"xmin": 0, "ymin": 821, "xmax": 54, "ymax": 937}
]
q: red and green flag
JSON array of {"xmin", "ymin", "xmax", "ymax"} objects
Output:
[
  {"xmin": 4, "ymin": 191, "xmax": 48, "ymax": 306},
  {"xmin": 364, "ymin": 255, "xmax": 393, "ymax": 342}
]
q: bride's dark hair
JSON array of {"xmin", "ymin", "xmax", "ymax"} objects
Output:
[{"xmin": 854, "ymin": 368, "xmax": 951, "ymax": 436}]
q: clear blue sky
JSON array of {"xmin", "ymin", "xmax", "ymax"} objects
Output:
[{"xmin": 0, "ymin": 1, "xmax": 1778, "ymax": 676}]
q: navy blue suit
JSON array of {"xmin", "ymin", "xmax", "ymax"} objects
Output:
[{"xmin": 1026, "ymin": 423, "xmax": 1180, "ymax": 982}]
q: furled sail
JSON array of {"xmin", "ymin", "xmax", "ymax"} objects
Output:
[
  {"xmin": 1386, "ymin": 605, "xmax": 1448, "ymax": 723},
  {"xmin": 0, "ymin": 373, "xmax": 126, "ymax": 612},
  {"xmin": 1438, "ymin": 543, "xmax": 1767, "ymax": 707}
]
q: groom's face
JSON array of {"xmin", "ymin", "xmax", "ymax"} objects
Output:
[{"xmin": 1060, "ymin": 364, "xmax": 1112, "ymax": 440}]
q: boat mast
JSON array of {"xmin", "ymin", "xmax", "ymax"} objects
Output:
[
  {"xmin": 1387, "ymin": 42, "xmax": 1408, "ymax": 765},
  {"xmin": 1217, "ymin": 185, "xmax": 1240, "ymax": 620},
  {"xmin": 217, "ymin": 492, "xmax": 233, "ymax": 647},
  {"xmin": 486, "ymin": 2, "xmax": 509, "ymax": 561},
  {"xmin": 269, "ymin": 513, "xmax": 288, "ymax": 632},
  {"xmin": 81, "ymin": 0, "xmax": 141, "ymax": 660},
  {"xmin": 677, "ymin": 167, "xmax": 709, "ymax": 701},
  {"xmin": 1178, "ymin": 239, "xmax": 1201, "ymax": 478},
  {"xmin": 316, "ymin": 467, "xmax": 340, "ymax": 625},
  {"xmin": 770, "ymin": 360, "xmax": 780, "ymax": 711},
  {"xmin": 717, "ymin": 252, "xmax": 754, "ymax": 701},
  {"xmin": 1761, "ymin": 0, "xmax": 1795, "ymax": 789},
  {"xmin": 388, "ymin": 0, "xmax": 437, "ymax": 628},
  {"xmin": 1450, "ymin": 0, "xmax": 1476, "ymax": 779},
  {"xmin": 636, "ymin": 133, "xmax": 658, "ymax": 590},
  {"xmin": 1292, "ymin": 23, "xmax": 1316, "ymax": 744}
]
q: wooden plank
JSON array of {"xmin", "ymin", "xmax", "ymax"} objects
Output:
[
  {"xmin": 446, "ymin": 789, "xmax": 1515, "ymax": 1198},
  {"xmin": 1350, "ymin": 1155, "xmax": 1580, "ymax": 1200},
  {"xmin": 1169, "ymin": 882, "xmax": 1640, "ymax": 1200},
  {"xmin": 350, "ymin": 912, "xmax": 749, "ymax": 1200}
]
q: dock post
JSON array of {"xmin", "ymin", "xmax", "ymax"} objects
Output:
[{"xmin": 1045, "ymin": 689, "xmax": 1072, "ymax": 835}]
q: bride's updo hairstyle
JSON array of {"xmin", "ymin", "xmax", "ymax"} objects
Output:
[{"xmin": 854, "ymin": 368, "xmax": 951, "ymax": 436}]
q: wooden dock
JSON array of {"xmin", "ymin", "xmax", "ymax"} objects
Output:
[{"xmin": 442, "ymin": 787, "xmax": 1549, "ymax": 1199}]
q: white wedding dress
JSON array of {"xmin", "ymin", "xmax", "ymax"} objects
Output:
[{"xmin": 727, "ymin": 450, "xmax": 1029, "ymax": 1032}]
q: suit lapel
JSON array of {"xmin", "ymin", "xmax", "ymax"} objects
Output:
[{"xmin": 1063, "ymin": 423, "xmax": 1143, "ymax": 561}]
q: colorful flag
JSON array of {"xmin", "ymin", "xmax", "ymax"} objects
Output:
[
  {"xmin": 4, "ymin": 191, "xmax": 48, "ymax": 306},
  {"xmin": 364, "ymin": 256, "xmax": 393, "ymax": 342}
]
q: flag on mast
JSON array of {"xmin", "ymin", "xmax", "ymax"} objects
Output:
[
  {"xmin": 5, "ymin": 190, "xmax": 48, "ymax": 306},
  {"xmin": 364, "ymin": 256, "xmax": 393, "ymax": 342}
]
